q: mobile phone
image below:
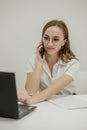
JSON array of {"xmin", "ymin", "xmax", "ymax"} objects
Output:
[{"xmin": 39, "ymin": 44, "xmax": 45, "ymax": 58}]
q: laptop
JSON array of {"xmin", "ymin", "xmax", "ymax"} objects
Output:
[{"xmin": 0, "ymin": 71, "xmax": 37, "ymax": 119}]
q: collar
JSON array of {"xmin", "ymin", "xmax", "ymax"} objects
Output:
[
  {"xmin": 43, "ymin": 59, "xmax": 66, "ymax": 68},
  {"xmin": 55, "ymin": 59, "xmax": 66, "ymax": 66}
]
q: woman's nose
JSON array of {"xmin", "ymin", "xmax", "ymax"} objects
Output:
[{"xmin": 47, "ymin": 39, "xmax": 53, "ymax": 46}]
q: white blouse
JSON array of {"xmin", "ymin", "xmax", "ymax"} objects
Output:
[{"xmin": 26, "ymin": 53, "xmax": 80, "ymax": 95}]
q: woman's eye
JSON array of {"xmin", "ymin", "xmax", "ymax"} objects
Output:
[
  {"xmin": 44, "ymin": 37, "xmax": 49, "ymax": 40},
  {"xmin": 54, "ymin": 39, "xmax": 59, "ymax": 41}
]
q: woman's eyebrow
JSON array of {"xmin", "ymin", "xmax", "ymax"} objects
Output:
[
  {"xmin": 53, "ymin": 36, "xmax": 60, "ymax": 38},
  {"xmin": 44, "ymin": 34, "xmax": 60, "ymax": 38},
  {"xmin": 44, "ymin": 34, "xmax": 49, "ymax": 37}
]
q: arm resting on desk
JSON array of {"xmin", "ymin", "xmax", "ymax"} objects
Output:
[{"xmin": 18, "ymin": 74, "xmax": 73, "ymax": 105}]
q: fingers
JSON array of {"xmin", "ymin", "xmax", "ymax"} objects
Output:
[
  {"xmin": 36, "ymin": 41, "xmax": 43, "ymax": 48},
  {"xmin": 35, "ymin": 41, "xmax": 45, "ymax": 63},
  {"xmin": 17, "ymin": 92, "xmax": 30, "ymax": 106},
  {"xmin": 37, "ymin": 43, "xmax": 43, "ymax": 53},
  {"xmin": 19, "ymin": 98, "xmax": 29, "ymax": 106}
]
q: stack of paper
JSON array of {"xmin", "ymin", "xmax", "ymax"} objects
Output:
[{"xmin": 49, "ymin": 95, "xmax": 87, "ymax": 109}]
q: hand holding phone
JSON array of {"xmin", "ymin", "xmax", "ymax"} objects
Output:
[{"xmin": 39, "ymin": 44, "xmax": 45, "ymax": 58}]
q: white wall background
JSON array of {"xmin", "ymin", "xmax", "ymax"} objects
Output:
[{"xmin": 0, "ymin": 0, "xmax": 87, "ymax": 92}]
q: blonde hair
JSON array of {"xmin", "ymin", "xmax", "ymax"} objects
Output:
[{"xmin": 42, "ymin": 20, "xmax": 78, "ymax": 63}]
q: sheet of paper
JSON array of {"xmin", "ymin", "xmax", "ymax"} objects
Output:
[{"xmin": 49, "ymin": 95, "xmax": 87, "ymax": 109}]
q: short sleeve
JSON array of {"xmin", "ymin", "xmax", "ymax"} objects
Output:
[
  {"xmin": 65, "ymin": 59, "xmax": 80, "ymax": 80},
  {"xmin": 26, "ymin": 53, "xmax": 36, "ymax": 73}
]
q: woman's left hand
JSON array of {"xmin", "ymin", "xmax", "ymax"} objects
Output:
[{"xmin": 17, "ymin": 92, "xmax": 30, "ymax": 106}]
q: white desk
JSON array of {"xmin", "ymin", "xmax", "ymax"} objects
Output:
[{"xmin": 0, "ymin": 95, "xmax": 87, "ymax": 130}]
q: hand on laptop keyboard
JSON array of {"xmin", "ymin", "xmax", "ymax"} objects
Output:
[{"xmin": 17, "ymin": 92, "xmax": 30, "ymax": 106}]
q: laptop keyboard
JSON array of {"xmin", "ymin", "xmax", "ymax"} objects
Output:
[
  {"xmin": 18, "ymin": 104, "xmax": 29, "ymax": 115},
  {"xmin": 18, "ymin": 104, "xmax": 37, "ymax": 116}
]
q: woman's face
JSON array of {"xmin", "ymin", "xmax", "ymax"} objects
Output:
[{"xmin": 42, "ymin": 26, "xmax": 66, "ymax": 56}]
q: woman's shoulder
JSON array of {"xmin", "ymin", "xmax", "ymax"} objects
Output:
[
  {"xmin": 29, "ymin": 53, "xmax": 36, "ymax": 61},
  {"xmin": 60, "ymin": 58, "xmax": 80, "ymax": 67},
  {"xmin": 68, "ymin": 58, "xmax": 80, "ymax": 65},
  {"xmin": 66, "ymin": 58, "xmax": 80, "ymax": 70},
  {"xmin": 27, "ymin": 53, "xmax": 37, "ymax": 65}
]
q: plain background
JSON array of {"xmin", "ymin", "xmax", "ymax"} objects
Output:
[{"xmin": 0, "ymin": 0, "xmax": 87, "ymax": 92}]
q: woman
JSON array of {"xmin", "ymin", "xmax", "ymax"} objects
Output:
[{"xmin": 18, "ymin": 20, "xmax": 80, "ymax": 105}]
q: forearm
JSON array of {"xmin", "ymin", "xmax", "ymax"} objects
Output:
[
  {"xmin": 25, "ymin": 63, "xmax": 43, "ymax": 95},
  {"xmin": 18, "ymin": 74, "xmax": 73, "ymax": 106},
  {"xmin": 29, "ymin": 87, "xmax": 55, "ymax": 104},
  {"xmin": 29, "ymin": 74, "xmax": 73, "ymax": 104}
]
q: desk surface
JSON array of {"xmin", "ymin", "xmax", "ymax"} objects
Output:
[{"xmin": 0, "ymin": 95, "xmax": 87, "ymax": 130}]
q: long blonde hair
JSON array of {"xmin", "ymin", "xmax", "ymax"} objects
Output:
[{"xmin": 42, "ymin": 20, "xmax": 78, "ymax": 63}]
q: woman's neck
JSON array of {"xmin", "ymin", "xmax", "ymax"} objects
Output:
[
  {"xmin": 45, "ymin": 54, "xmax": 59, "ymax": 77},
  {"xmin": 46, "ymin": 54, "xmax": 59, "ymax": 66}
]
